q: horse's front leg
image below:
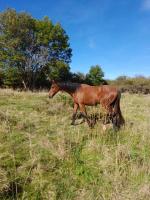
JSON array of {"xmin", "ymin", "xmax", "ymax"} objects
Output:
[
  {"xmin": 79, "ymin": 104, "xmax": 93, "ymax": 128},
  {"xmin": 71, "ymin": 103, "xmax": 78, "ymax": 125}
]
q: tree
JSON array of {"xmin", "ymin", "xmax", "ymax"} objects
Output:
[
  {"xmin": 44, "ymin": 60, "xmax": 71, "ymax": 81},
  {"xmin": 0, "ymin": 9, "xmax": 35, "ymax": 88},
  {"xmin": 0, "ymin": 9, "xmax": 72, "ymax": 89},
  {"xmin": 4, "ymin": 67, "xmax": 22, "ymax": 88},
  {"xmin": 86, "ymin": 65, "xmax": 104, "ymax": 85},
  {"xmin": 70, "ymin": 72, "xmax": 86, "ymax": 83},
  {"xmin": 116, "ymin": 76, "xmax": 128, "ymax": 81},
  {"xmin": 0, "ymin": 69, "xmax": 4, "ymax": 86}
]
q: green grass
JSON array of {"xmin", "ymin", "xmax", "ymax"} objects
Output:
[{"xmin": 0, "ymin": 89, "xmax": 150, "ymax": 200}]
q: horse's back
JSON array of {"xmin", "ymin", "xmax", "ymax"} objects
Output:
[
  {"xmin": 79, "ymin": 84, "xmax": 119, "ymax": 97},
  {"xmin": 74, "ymin": 84, "xmax": 119, "ymax": 105},
  {"xmin": 99, "ymin": 85, "xmax": 119, "ymax": 94}
]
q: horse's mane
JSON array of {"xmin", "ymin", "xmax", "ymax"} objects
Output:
[{"xmin": 57, "ymin": 82, "xmax": 81, "ymax": 92}]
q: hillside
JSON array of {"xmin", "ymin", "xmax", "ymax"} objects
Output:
[{"xmin": 0, "ymin": 89, "xmax": 150, "ymax": 200}]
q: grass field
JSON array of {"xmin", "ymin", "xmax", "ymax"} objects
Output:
[{"xmin": 0, "ymin": 89, "xmax": 150, "ymax": 200}]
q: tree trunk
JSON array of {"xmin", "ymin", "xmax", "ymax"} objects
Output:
[{"xmin": 22, "ymin": 80, "xmax": 27, "ymax": 91}]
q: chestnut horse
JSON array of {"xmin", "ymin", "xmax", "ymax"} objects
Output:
[{"xmin": 49, "ymin": 80, "xmax": 125, "ymax": 129}]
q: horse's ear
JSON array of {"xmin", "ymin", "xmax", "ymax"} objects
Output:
[{"xmin": 52, "ymin": 80, "xmax": 55, "ymax": 83}]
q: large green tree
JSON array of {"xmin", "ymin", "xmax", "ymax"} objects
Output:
[
  {"xmin": 0, "ymin": 9, "xmax": 72, "ymax": 89},
  {"xmin": 86, "ymin": 65, "xmax": 104, "ymax": 85}
]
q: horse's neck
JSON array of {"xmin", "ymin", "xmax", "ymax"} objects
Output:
[{"xmin": 60, "ymin": 86, "xmax": 74, "ymax": 97}]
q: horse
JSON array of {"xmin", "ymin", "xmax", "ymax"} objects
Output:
[{"xmin": 48, "ymin": 80, "xmax": 125, "ymax": 129}]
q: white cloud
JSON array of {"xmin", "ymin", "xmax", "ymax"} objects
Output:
[{"xmin": 142, "ymin": 0, "xmax": 150, "ymax": 11}]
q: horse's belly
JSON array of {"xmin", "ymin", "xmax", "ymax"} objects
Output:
[
  {"xmin": 85, "ymin": 101, "xmax": 99, "ymax": 106},
  {"xmin": 83, "ymin": 97, "xmax": 99, "ymax": 106}
]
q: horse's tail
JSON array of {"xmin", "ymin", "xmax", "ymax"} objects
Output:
[{"xmin": 113, "ymin": 91, "xmax": 125, "ymax": 129}]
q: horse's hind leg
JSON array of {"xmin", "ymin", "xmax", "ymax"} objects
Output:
[
  {"xmin": 101, "ymin": 100, "xmax": 114, "ymax": 125},
  {"xmin": 71, "ymin": 103, "xmax": 78, "ymax": 125},
  {"xmin": 79, "ymin": 104, "xmax": 92, "ymax": 128},
  {"xmin": 107, "ymin": 107, "xmax": 120, "ymax": 130},
  {"xmin": 111, "ymin": 115, "xmax": 119, "ymax": 130}
]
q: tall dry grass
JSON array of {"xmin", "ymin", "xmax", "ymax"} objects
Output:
[{"xmin": 0, "ymin": 89, "xmax": 150, "ymax": 199}]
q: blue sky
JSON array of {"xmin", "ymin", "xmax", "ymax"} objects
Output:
[{"xmin": 0, "ymin": 0, "xmax": 150, "ymax": 79}]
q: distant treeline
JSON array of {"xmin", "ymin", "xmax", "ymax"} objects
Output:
[{"xmin": 109, "ymin": 76, "xmax": 150, "ymax": 94}]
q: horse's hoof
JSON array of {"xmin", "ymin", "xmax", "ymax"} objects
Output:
[{"xmin": 71, "ymin": 122, "xmax": 75, "ymax": 125}]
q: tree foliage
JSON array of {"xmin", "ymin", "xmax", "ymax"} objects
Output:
[
  {"xmin": 0, "ymin": 9, "xmax": 72, "ymax": 89},
  {"xmin": 86, "ymin": 65, "xmax": 104, "ymax": 85}
]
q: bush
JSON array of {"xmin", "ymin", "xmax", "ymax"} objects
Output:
[{"xmin": 109, "ymin": 76, "xmax": 150, "ymax": 94}]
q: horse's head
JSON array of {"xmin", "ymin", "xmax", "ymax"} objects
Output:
[{"xmin": 49, "ymin": 80, "xmax": 60, "ymax": 98}]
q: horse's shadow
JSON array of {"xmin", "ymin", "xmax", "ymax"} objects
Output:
[{"xmin": 74, "ymin": 112, "xmax": 107, "ymax": 127}]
